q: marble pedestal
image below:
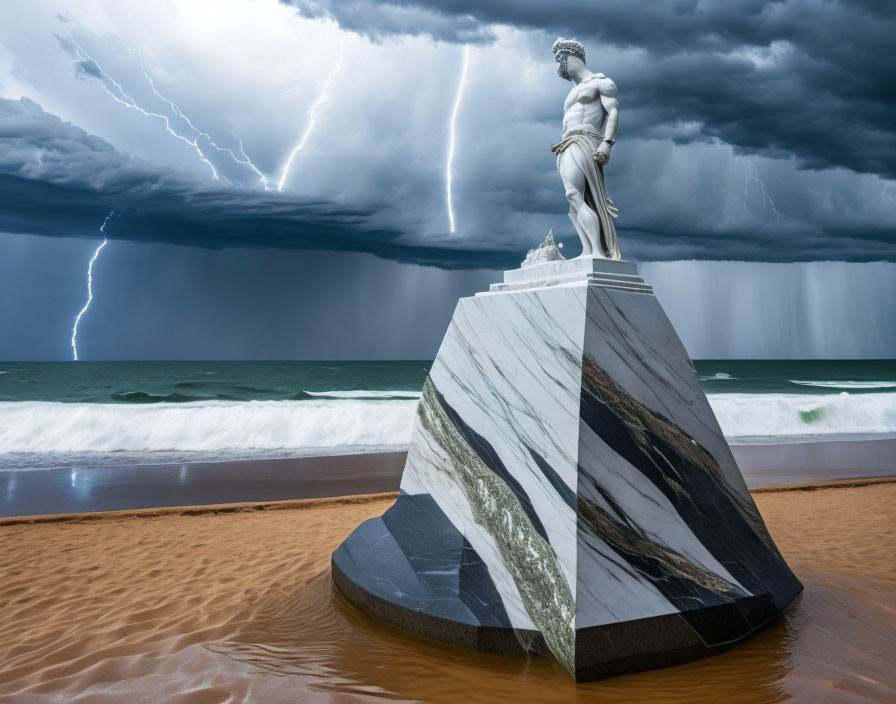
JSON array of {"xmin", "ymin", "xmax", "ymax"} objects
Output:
[{"xmin": 332, "ymin": 257, "xmax": 802, "ymax": 681}]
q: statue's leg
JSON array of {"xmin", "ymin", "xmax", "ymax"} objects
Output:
[
  {"xmin": 559, "ymin": 151, "xmax": 601, "ymax": 258},
  {"xmin": 567, "ymin": 207, "xmax": 590, "ymax": 256}
]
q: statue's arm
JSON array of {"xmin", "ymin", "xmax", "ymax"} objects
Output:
[
  {"xmin": 594, "ymin": 79, "xmax": 619, "ymax": 165},
  {"xmin": 600, "ymin": 79, "xmax": 619, "ymax": 143}
]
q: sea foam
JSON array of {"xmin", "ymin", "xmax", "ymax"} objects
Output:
[
  {"xmin": 0, "ymin": 392, "xmax": 894, "ymax": 460},
  {"xmin": 710, "ymin": 392, "xmax": 896, "ymax": 443},
  {"xmin": 0, "ymin": 399, "xmax": 418, "ymax": 454},
  {"xmin": 303, "ymin": 390, "xmax": 422, "ymax": 399},
  {"xmin": 789, "ymin": 380, "xmax": 896, "ymax": 390}
]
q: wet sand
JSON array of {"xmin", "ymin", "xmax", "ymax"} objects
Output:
[
  {"xmin": 3, "ymin": 437, "xmax": 895, "ymax": 518},
  {"xmin": 730, "ymin": 436, "xmax": 896, "ymax": 487},
  {"xmin": 1, "ymin": 479, "xmax": 894, "ymax": 703},
  {"xmin": 0, "ymin": 452, "xmax": 407, "ymax": 518}
]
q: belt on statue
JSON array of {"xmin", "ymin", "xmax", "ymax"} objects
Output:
[{"xmin": 551, "ymin": 129, "xmax": 604, "ymax": 154}]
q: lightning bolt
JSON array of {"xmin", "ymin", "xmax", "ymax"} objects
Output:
[
  {"xmin": 743, "ymin": 162, "xmax": 784, "ymax": 221},
  {"xmin": 446, "ymin": 44, "xmax": 470, "ymax": 234},
  {"xmin": 124, "ymin": 43, "xmax": 271, "ymax": 189},
  {"xmin": 277, "ymin": 38, "xmax": 346, "ymax": 192},
  {"xmin": 71, "ymin": 211, "xmax": 117, "ymax": 361},
  {"xmin": 65, "ymin": 36, "xmax": 269, "ymax": 188},
  {"xmin": 232, "ymin": 130, "xmax": 268, "ymax": 189}
]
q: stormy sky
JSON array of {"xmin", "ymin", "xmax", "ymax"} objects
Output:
[{"xmin": 0, "ymin": 0, "xmax": 894, "ymax": 359}]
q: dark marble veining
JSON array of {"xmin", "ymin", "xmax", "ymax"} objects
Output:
[
  {"xmin": 578, "ymin": 355, "xmax": 802, "ymax": 611},
  {"xmin": 333, "ymin": 274, "xmax": 802, "ymax": 682},
  {"xmin": 333, "ymin": 494, "xmax": 513, "ymax": 629},
  {"xmin": 415, "ymin": 378, "xmax": 577, "ymax": 673},
  {"xmin": 433, "ymin": 384, "xmax": 549, "ymax": 542},
  {"xmin": 528, "ymin": 447, "xmax": 577, "ymax": 511}
]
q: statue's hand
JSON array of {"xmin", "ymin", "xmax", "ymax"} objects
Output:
[{"xmin": 593, "ymin": 142, "xmax": 612, "ymax": 165}]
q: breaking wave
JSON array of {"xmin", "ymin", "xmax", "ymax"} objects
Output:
[
  {"xmin": 0, "ymin": 399, "xmax": 418, "ymax": 456},
  {"xmin": 1, "ymin": 391, "xmax": 895, "ymax": 468},
  {"xmin": 789, "ymin": 380, "xmax": 896, "ymax": 390},
  {"xmin": 303, "ymin": 390, "xmax": 422, "ymax": 399},
  {"xmin": 710, "ymin": 392, "xmax": 896, "ymax": 443}
]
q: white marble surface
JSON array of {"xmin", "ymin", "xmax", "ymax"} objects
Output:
[
  {"xmin": 582, "ymin": 286, "xmax": 753, "ymax": 502},
  {"xmin": 490, "ymin": 256, "xmax": 649, "ymax": 293},
  {"xmin": 575, "ymin": 420, "xmax": 748, "ymax": 628},
  {"xmin": 402, "ymin": 284, "xmax": 587, "ymax": 635},
  {"xmin": 397, "ymin": 268, "xmax": 796, "ymax": 669},
  {"xmin": 502, "ymin": 256, "xmax": 634, "ymax": 283}
]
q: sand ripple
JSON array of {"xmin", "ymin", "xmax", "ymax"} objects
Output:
[{"xmin": 1, "ymin": 484, "xmax": 894, "ymax": 702}]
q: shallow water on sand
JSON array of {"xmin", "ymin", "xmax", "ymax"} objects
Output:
[
  {"xmin": 208, "ymin": 568, "xmax": 895, "ymax": 703},
  {"xmin": 1, "ymin": 485, "xmax": 894, "ymax": 703}
]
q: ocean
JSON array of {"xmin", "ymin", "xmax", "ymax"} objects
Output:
[{"xmin": 1, "ymin": 360, "xmax": 894, "ymax": 470}]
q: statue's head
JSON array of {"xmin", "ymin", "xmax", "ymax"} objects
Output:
[{"xmin": 552, "ymin": 37, "xmax": 586, "ymax": 81}]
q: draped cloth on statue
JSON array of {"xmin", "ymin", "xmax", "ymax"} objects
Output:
[{"xmin": 552, "ymin": 129, "xmax": 621, "ymax": 260}]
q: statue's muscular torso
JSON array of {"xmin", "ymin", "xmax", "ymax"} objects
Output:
[{"xmin": 562, "ymin": 73, "xmax": 615, "ymax": 135}]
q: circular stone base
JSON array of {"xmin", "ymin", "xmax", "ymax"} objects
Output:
[{"xmin": 331, "ymin": 494, "xmax": 799, "ymax": 682}]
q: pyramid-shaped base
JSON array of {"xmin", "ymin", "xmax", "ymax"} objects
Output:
[{"xmin": 333, "ymin": 259, "xmax": 801, "ymax": 681}]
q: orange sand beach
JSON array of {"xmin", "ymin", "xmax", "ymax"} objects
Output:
[{"xmin": 2, "ymin": 479, "xmax": 895, "ymax": 703}]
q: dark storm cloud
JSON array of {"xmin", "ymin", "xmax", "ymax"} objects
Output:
[
  {"xmin": 0, "ymin": 97, "xmax": 512, "ymax": 269},
  {"xmin": 1, "ymin": 96, "xmax": 893, "ymax": 265},
  {"xmin": 291, "ymin": 0, "xmax": 896, "ymax": 178},
  {"xmin": 289, "ymin": 0, "xmax": 495, "ymax": 44}
]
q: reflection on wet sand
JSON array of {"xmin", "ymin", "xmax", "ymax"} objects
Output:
[
  {"xmin": 211, "ymin": 568, "xmax": 893, "ymax": 703},
  {"xmin": 216, "ymin": 482, "xmax": 896, "ymax": 703},
  {"xmin": 1, "ymin": 481, "xmax": 894, "ymax": 703}
]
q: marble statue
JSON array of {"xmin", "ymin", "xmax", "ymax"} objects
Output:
[
  {"xmin": 551, "ymin": 38, "xmax": 621, "ymax": 260},
  {"xmin": 331, "ymin": 42, "xmax": 802, "ymax": 682}
]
